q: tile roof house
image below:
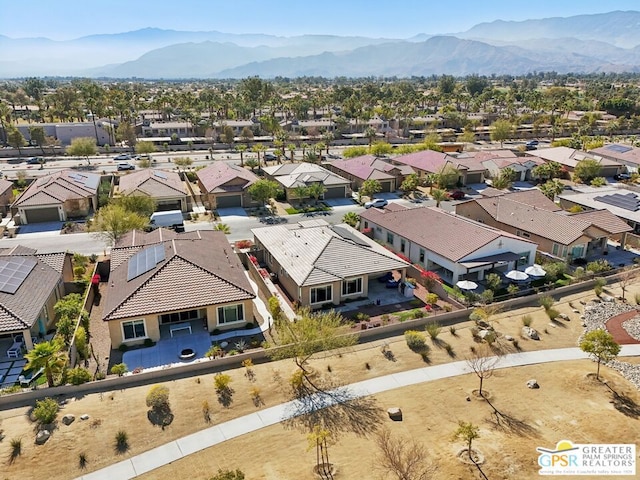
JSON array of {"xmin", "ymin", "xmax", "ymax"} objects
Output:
[
  {"xmin": 456, "ymin": 150, "xmax": 544, "ymax": 182},
  {"xmin": 0, "ymin": 179, "xmax": 14, "ymax": 216},
  {"xmin": 359, "ymin": 204, "xmax": 537, "ymax": 285},
  {"xmin": 252, "ymin": 220, "xmax": 409, "ymax": 308},
  {"xmin": 526, "ymin": 146, "xmax": 623, "ymax": 177},
  {"xmin": 456, "ymin": 189, "xmax": 631, "ymax": 260},
  {"xmin": 0, "ymin": 246, "xmax": 72, "ymax": 352},
  {"xmin": 324, "ymin": 155, "xmax": 414, "ymax": 193},
  {"xmin": 117, "ymin": 169, "xmax": 189, "ymax": 212},
  {"xmin": 196, "ymin": 162, "xmax": 260, "ymax": 210},
  {"xmin": 391, "ymin": 150, "xmax": 453, "ymax": 178},
  {"xmin": 12, "ymin": 170, "xmax": 100, "ymax": 224},
  {"xmin": 263, "ymin": 163, "xmax": 350, "ymax": 200},
  {"xmin": 103, "ymin": 230, "xmax": 255, "ymax": 348},
  {"xmin": 588, "ymin": 144, "xmax": 640, "ymax": 172}
]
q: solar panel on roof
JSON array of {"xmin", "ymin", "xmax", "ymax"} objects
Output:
[
  {"xmin": 330, "ymin": 226, "xmax": 371, "ymax": 247},
  {"xmin": 594, "ymin": 193, "xmax": 640, "ymax": 212},
  {"xmin": 0, "ymin": 256, "xmax": 37, "ymax": 294},
  {"xmin": 153, "ymin": 171, "xmax": 168, "ymax": 180},
  {"xmin": 606, "ymin": 144, "xmax": 632, "ymax": 154},
  {"xmin": 126, "ymin": 244, "xmax": 166, "ymax": 281}
]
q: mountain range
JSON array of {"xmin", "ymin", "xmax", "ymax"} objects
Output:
[{"xmin": 2, "ymin": 10, "xmax": 640, "ymax": 79}]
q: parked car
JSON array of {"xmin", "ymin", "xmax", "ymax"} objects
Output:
[
  {"xmin": 114, "ymin": 154, "xmax": 132, "ymax": 161},
  {"xmin": 614, "ymin": 173, "xmax": 632, "ymax": 181},
  {"xmin": 27, "ymin": 157, "xmax": 44, "ymax": 164},
  {"xmin": 264, "ymin": 152, "xmax": 278, "ymax": 162},
  {"xmin": 364, "ymin": 198, "xmax": 388, "ymax": 209},
  {"xmin": 448, "ymin": 190, "xmax": 466, "ymax": 200},
  {"xmin": 525, "ymin": 140, "xmax": 539, "ymax": 151},
  {"xmin": 117, "ymin": 162, "xmax": 135, "ymax": 171}
]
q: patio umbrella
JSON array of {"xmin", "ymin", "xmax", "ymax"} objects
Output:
[
  {"xmin": 505, "ymin": 270, "xmax": 529, "ymax": 281},
  {"xmin": 456, "ymin": 280, "xmax": 478, "ymax": 291},
  {"xmin": 525, "ymin": 264, "xmax": 547, "ymax": 277}
]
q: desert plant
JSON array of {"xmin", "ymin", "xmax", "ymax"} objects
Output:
[
  {"xmin": 381, "ymin": 314, "xmax": 390, "ymax": 324},
  {"xmin": 115, "ymin": 430, "xmax": 128, "ymax": 453},
  {"xmin": 146, "ymin": 385, "xmax": 170, "ymax": 411},
  {"xmin": 202, "ymin": 400, "xmax": 211, "ymax": 423},
  {"xmin": 250, "ymin": 386, "xmax": 262, "ymax": 406},
  {"xmin": 449, "ymin": 325, "xmax": 457, "ymax": 336},
  {"xmin": 68, "ymin": 367, "xmax": 92, "ymax": 385},
  {"xmin": 580, "ymin": 329, "xmax": 621, "ymax": 379},
  {"xmin": 452, "ymin": 421, "xmax": 480, "ymax": 460},
  {"xmin": 444, "ymin": 343, "xmax": 455, "ymax": 357},
  {"xmin": 594, "ymin": 277, "xmax": 607, "ymax": 297},
  {"xmin": 425, "ymin": 293, "xmax": 439, "ymax": 305},
  {"xmin": 404, "ymin": 330, "xmax": 428, "ymax": 353},
  {"xmin": 539, "ymin": 295, "xmax": 555, "ymax": 310},
  {"xmin": 110, "ymin": 363, "xmax": 127, "ymax": 376},
  {"xmin": 521, "ymin": 315, "xmax": 533, "ymax": 327},
  {"xmin": 9, "ymin": 437, "xmax": 21, "ymax": 463},
  {"xmin": 411, "ymin": 309, "xmax": 423, "ymax": 319},
  {"xmin": 78, "ymin": 452, "xmax": 88, "ymax": 469},
  {"xmin": 214, "ymin": 373, "xmax": 232, "ymax": 392},
  {"xmin": 635, "ymin": 292, "xmax": 640, "ymax": 306},
  {"xmin": 206, "ymin": 345, "xmax": 223, "ymax": 358},
  {"xmin": 545, "ymin": 308, "xmax": 560, "ymax": 321},
  {"xmin": 33, "ymin": 397, "xmax": 59, "ymax": 424},
  {"xmin": 425, "ymin": 322, "xmax": 442, "ymax": 339},
  {"xmin": 235, "ymin": 339, "xmax": 247, "ymax": 353}
]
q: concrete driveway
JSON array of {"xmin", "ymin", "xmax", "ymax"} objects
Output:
[
  {"xmin": 323, "ymin": 198, "xmax": 358, "ymax": 207},
  {"xmin": 216, "ymin": 207, "xmax": 248, "ymax": 218}
]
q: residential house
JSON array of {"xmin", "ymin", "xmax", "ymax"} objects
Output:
[
  {"xmin": 103, "ymin": 230, "xmax": 255, "ymax": 348},
  {"xmin": 391, "ymin": 150, "xmax": 453, "ymax": 181},
  {"xmin": 455, "ymin": 190, "xmax": 632, "ymax": 260},
  {"xmin": 252, "ymin": 220, "xmax": 409, "ymax": 309},
  {"xmin": 324, "ymin": 155, "xmax": 414, "ymax": 193},
  {"xmin": 117, "ymin": 169, "xmax": 189, "ymax": 212},
  {"xmin": 0, "ymin": 179, "xmax": 15, "ymax": 216},
  {"xmin": 12, "ymin": 170, "xmax": 100, "ymax": 224},
  {"xmin": 526, "ymin": 146, "xmax": 622, "ymax": 178},
  {"xmin": 263, "ymin": 163, "xmax": 350, "ymax": 200},
  {"xmin": 0, "ymin": 246, "xmax": 73, "ymax": 352},
  {"xmin": 197, "ymin": 162, "xmax": 260, "ymax": 209},
  {"xmin": 588, "ymin": 144, "xmax": 640, "ymax": 173},
  {"xmin": 359, "ymin": 204, "xmax": 537, "ymax": 285},
  {"xmin": 455, "ymin": 150, "xmax": 544, "ymax": 182}
]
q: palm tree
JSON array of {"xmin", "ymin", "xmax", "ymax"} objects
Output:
[
  {"xmin": 24, "ymin": 339, "xmax": 67, "ymax": 388},
  {"xmin": 252, "ymin": 144, "xmax": 266, "ymax": 166},
  {"xmin": 236, "ymin": 144, "xmax": 247, "ymax": 167},
  {"xmin": 342, "ymin": 211, "xmax": 359, "ymax": 228},
  {"xmin": 431, "ymin": 188, "xmax": 449, "ymax": 208},
  {"xmin": 213, "ymin": 223, "xmax": 231, "ymax": 234},
  {"xmin": 287, "ymin": 143, "xmax": 296, "ymax": 162}
]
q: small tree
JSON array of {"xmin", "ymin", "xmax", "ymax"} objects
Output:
[
  {"xmin": 66, "ymin": 137, "xmax": 97, "ymax": 164},
  {"xmin": 573, "ymin": 158, "xmax": 602, "ymax": 184},
  {"xmin": 117, "ymin": 195, "xmax": 156, "ymax": 217},
  {"xmin": 89, "ymin": 204, "xmax": 148, "ymax": 246},
  {"xmin": 452, "ymin": 421, "xmax": 480, "ymax": 460},
  {"xmin": 360, "ymin": 179, "xmax": 382, "ymax": 201},
  {"xmin": 466, "ymin": 346, "xmax": 500, "ymax": 397},
  {"xmin": 485, "ymin": 273, "xmax": 501, "ymax": 291},
  {"xmin": 618, "ymin": 267, "xmax": 638, "ymax": 301},
  {"xmin": 110, "ymin": 363, "xmax": 128, "ymax": 376},
  {"xmin": 247, "ymin": 179, "xmax": 281, "ymax": 207},
  {"xmin": 173, "ymin": 157, "xmax": 193, "ymax": 171},
  {"xmin": 307, "ymin": 424, "xmax": 334, "ymax": 479},
  {"xmin": 33, "ymin": 397, "xmax": 59, "ymax": 424},
  {"xmin": 490, "ymin": 119, "xmax": 514, "ymax": 148},
  {"xmin": 24, "ymin": 339, "xmax": 67, "ymax": 388},
  {"xmin": 431, "ymin": 188, "xmax": 448, "ymax": 208},
  {"xmin": 580, "ymin": 329, "xmax": 621, "ymax": 380},
  {"xmin": 135, "ymin": 141, "xmax": 156, "ymax": 157}
]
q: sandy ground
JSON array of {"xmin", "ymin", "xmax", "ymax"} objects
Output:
[{"xmin": 0, "ymin": 285, "xmax": 638, "ymax": 480}]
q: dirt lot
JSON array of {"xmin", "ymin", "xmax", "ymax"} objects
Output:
[{"xmin": 0, "ymin": 287, "xmax": 638, "ymax": 480}]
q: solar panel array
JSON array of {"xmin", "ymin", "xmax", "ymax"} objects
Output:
[
  {"xmin": 127, "ymin": 244, "xmax": 166, "ymax": 281},
  {"xmin": 0, "ymin": 257, "xmax": 37, "ymax": 294},
  {"xmin": 606, "ymin": 144, "xmax": 632, "ymax": 154},
  {"xmin": 153, "ymin": 171, "xmax": 168, "ymax": 180},
  {"xmin": 331, "ymin": 225, "xmax": 371, "ymax": 246},
  {"xmin": 594, "ymin": 192, "xmax": 640, "ymax": 212},
  {"xmin": 68, "ymin": 172, "xmax": 100, "ymax": 190}
]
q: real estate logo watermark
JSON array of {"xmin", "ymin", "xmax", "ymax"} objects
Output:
[{"xmin": 537, "ymin": 440, "xmax": 636, "ymax": 476}]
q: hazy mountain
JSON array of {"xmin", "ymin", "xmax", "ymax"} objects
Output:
[{"xmin": 3, "ymin": 10, "xmax": 640, "ymax": 78}]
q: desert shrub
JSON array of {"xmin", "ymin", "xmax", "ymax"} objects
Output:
[
  {"xmin": 33, "ymin": 397, "xmax": 59, "ymax": 424},
  {"xmin": 146, "ymin": 385, "xmax": 170, "ymax": 411},
  {"xmin": 73, "ymin": 265, "xmax": 86, "ymax": 279},
  {"xmin": 404, "ymin": 330, "xmax": 428, "ymax": 353},
  {"xmin": 9, "ymin": 437, "xmax": 21, "ymax": 462},
  {"xmin": 586, "ymin": 259, "xmax": 612, "ymax": 274},
  {"xmin": 110, "ymin": 363, "xmax": 127, "ymax": 376},
  {"xmin": 118, "ymin": 343, "xmax": 128, "ymax": 352},
  {"xmin": 444, "ymin": 343, "xmax": 455, "ymax": 357},
  {"xmin": 115, "ymin": 430, "xmax": 128, "ymax": 452},
  {"xmin": 443, "ymin": 304, "xmax": 452, "ymax": 312},
  {"xmin": 539, "ymin": 295, "xmax": 555, "ymax": 310},
  {"xmin": 411, "ymin": 309, "xmax": 423, "ymax": 319},
  {"xmin": 544, "ymin": 261, "xmax": 568, "ymax": 281},
  {"xmin": 214, "ymin": 373, "xmax": 232, "ymax": 392},
  {"xmin": 573, "ymin": 266, "xmax": 585, "ymax": 279},
  {"xmin": 425, "ymin": 322, "xmax": 441, "ymax": 339},
  {"xmin": 75, "ymin": 326, "xmax": 89, "ymax": 359},
  {"xmin": 425, "ymin": 293, "xmax": 439, "ymax": 305},
  {"xmin": 635, "ymin": 292, "xmax": 640, "ymax": 305},
  {"xmin": 202, "ymin": 400, "xmax": 211, "ymax": 423},
  {"xmin": 68, "ymin": 367, "xmax": 92, "ymax": 385},
  {"xmin": 206, "ymin": 345, "xmax": 223, "ymax": 358},
  {"xmin": 143, "ymin": 338, "xmax": 154, "ymax": 348},
  {"xmin": 545, "ymin": 308, "xmax": 560, "ymax": 320},
  {"xmin": 79, "ymin": 452, "xmax": 87, "ymax": 469},
  {"xmin": 469, "ymin": 311, "xmax": 482, "ymax": 322},
  {"xmin": 521, "ymin": 315, "xmax": 532, "ymax": 327},
  {"xmin": 449, "ymin": 326, "xmax": 457, "ymax": 336},
  {"xmin": 381, "ymin": 314, "xmax": 390, "ymax": 324},
  {"xmin": 209, "ymin": 469, "xmax": 245, "ymax": 480},
  {"xmin": 355, "ymin": 312, "xmax": 370, "ymax": 322}
]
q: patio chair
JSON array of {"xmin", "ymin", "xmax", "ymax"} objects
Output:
[{"xmin": 18, "ymin": 367, "xmax": 44, "ymax": 387}]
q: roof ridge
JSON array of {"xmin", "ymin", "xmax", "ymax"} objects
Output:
[{"xmin": 172, "ymin": 253, "xmax": 255, "ymax": 297}]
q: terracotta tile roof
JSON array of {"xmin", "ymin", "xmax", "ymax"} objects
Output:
[
  {"xmin": 197, "ymin": 162, "xmax": 259, "ymax": 193},
  {"xmin": 0, "ymin": 247, "xmax": 67, "ymax": 274},
  {"xmin": 118, "ymin": 169, "xmax": 187, "ymax": 197},
  {"xmin": 392, "ymin": 150, "xmax": 452, "ymax": 173},
  {"xmin": 360, "ymin": 205, "xmax": 533, "ymax": 262},
  {"xmin": 265, "ymin": 163, "xmax": 349, "ymax": 188},
  {"xmin": 569, "ymin": 209, "xmax": 632, "ymax": 235},
  {"xmin": 252, "ymin": 221, "xmax": 408, "ymax": 286},
  {"xmin": 103, "ymin": 231, "xmax": 254, "ymax": 321},
  {"xmin": 325, "ymin": 155, "xmax": 407, "ymax": 181},
  {"xmin": 12, "ymin": 169, "xmax": 99, "ymax": 207},
  {"xmin": 590, "ymin": 144, "xmax": 640, "ymax": 166},
  {"xmin": 474, "ymin": 189, "xmax": 561, "ymax": 212},
  {"xmin": 0, "ymin": 179, "xmax": 13, "ymax": 194},
  {"xmin": 0, "ymin": 255, "xmax": 62, "ymax": 333}
]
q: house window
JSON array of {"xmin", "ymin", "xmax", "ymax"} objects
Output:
[
  {"xmin": 386, "ymin": 232, "xmax": 394, "ymax": 244},
  {"xmin": 122, "ymin": 319, "xmax": 146, "ymax": 341},
  {"xmin": 516, "ymin": 230, "xmax": 531, "ymax": 239},
  {"xmin": 517, "ymin": 252, "xmax": 530, "ymax": 266},
  {"xmin": 400, "ymin": 239, "xmax": 406, "ymax": 253},
  {"xmin": 364, "ymin": 221, "xmax": 369, "ymax": 229},
  {"xmin": 217, "ymin": 304, "xmax": 245, "ymax": 324},
  {"xmin": 159, "ymin": 309, "xmax": 199, "ymax": 324},
  {"xmin": 376, "ymin": 227, "xmax": 382, "ymax": 232},
  {"xmin": 342, "ymin": 277, "xmax": 363, "ymax": 296},
  {"xmin": 419, "ymin": 249, "xmax": 425, "ymax": 264},
  {"xmin": 571, "ymin": 244, "xmax": 586, "ymax": 259},
  {"xmin": 552, "ymin": 243, "xmax": 568, "ymax": 258},
  {"xmin": 311, "ymin": 285, "xmax": 332, "ymax": 304}
]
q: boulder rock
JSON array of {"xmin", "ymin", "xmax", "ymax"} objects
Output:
[
  {"xmin": 62, "ymin": 414, "xmax": 75, "ymax": 426},
  {"xmin": 387, "ymin": 407, "xmax": 403, "ymax": 421},
  {"xmin": 601, "ymin": 294, "xmax": 615, "ymax": 303},
  {"xmin": 80, "ymin": 414, "xmax": 90, "ymax": 421},
  {"xmin": 35, "ymin": 430, "xmax": 51, "ymax": 445},
  {"xmin": 522, "ymin": 326, "xmax": 540, "ymax": 340},
  {"xmin": 557, "ymin": 313, "xmax": 569, "ymax": 320},
  {"xmin": 477, "ymin": 320, "xmax": 491, "ymax": 329},
  {"xmin": 527, "ymin": 379, "xmax": 540, "ymax": 389},
  {"xmin": 504, "ymin": 335, "xmax": 514, "ymax": 341}
]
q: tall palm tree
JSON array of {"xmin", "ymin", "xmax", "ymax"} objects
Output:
[
  {"xmin": 431, "ymin": 188, "xmax": 449, "ymax": 208},
  {"xmin": 24, "ymin": 339, "xmax": 67, "ymax": 388},
  {"xmin": 236, "ymin": 144, "xmax": 247, "ymax": 167}
]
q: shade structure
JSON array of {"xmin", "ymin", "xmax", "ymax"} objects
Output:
[
  {"xmin": 456, "ymin": 280, "xmax": 478, "ymax": 291},
  {"xmin": 525, "ymin": 264, "xmax": 547, "ymax": 277},
  {"xmin": 505, "ymin": 270, "xmax": 529, "ymax": 281}
]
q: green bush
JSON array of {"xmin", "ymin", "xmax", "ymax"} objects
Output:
[
  {"xmin": 586, "ymin": 259, "xmax": 612, "ymax": 274},
  {"xmin": 143, "ymin": 338, "xmax": 154, "ymax": 348},
  {"xmin": 404, "ymin": 330, "xmax": 428, "ymax": 353},
  {"xmin": 521, "ymin": 315, "xmax": 532, "ymax": 327},
  {"xmin": 146, "ymin": 385, "xmax": 170, "ymax": 411},
  {"xmin": 118, "ymin": 343, "xmax": 128, "ymax": 352},
  {"xmin": 68, "ymin": 367, "xmax": 92, "ymax": 385},
  {"xmin": 110, "ymin": 363, "xmax": 128, "ymax": 376},
  {"xmin": 214, "ymin": 373, "xmax": 232, "ymax": 392},
  {"xmin": 545, "ymin": 308, "xmax": 560, "ymax": 320},
  {"xmin": 425, "ymin": 322, "xmax": 441, "ymax": 339},
  {"xmin": 411, "ymin": 309, "xmax": 423, "ymax": 319},
  {"xmin": 33, "ymin": 397, "xmax": 59, "ymax": 424},
  {"xmin": 539, "ymin": 295, "xmax": 555, "ymax": 310}
]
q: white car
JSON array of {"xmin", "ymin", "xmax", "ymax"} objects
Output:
[
  {"xmin": 114, "ymin": 154, "xmax": 132, "ymax": 161},
  {"xmin": 364, "ymin": 198, "xmax": 388, "ymax": 209}
]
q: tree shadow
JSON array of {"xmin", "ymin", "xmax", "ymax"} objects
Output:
[
  {"xmin": 483, "ymin": 396, "xmax": 539, "ymax": 438},
  {"xmin": 382, "ymin": 349, "xmax": 396, "ymax": 362},
  {"xmin": 602, "ymin": 382, "xmax": 640, "ymax": 419},
  {"xmin": 147, "ymin": 407, "xmax": 174, "ymax": 429},
  {"xmin": 217, "ymin": 387, "xmax": 235, "ymax": 408}
]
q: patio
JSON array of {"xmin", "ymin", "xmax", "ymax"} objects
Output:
[
  {"xmin": 0, "ymin": 337, "xmax": 28, "ymax": 388},
  {"xmin": 337, "ymin": 277, "xmax": 415, "ymax": 313}
]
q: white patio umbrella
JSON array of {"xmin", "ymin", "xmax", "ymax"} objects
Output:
[
  {"xmin": 505, "ymin": 270, "xmax": 529, "ymax": 281},
  {"xmin": 456, "ymin": 280, "xmax": 478, "ymax": 291},
  {"xmin": 525, "ymin": 264, "xmax": 547, "ymax": 277}
]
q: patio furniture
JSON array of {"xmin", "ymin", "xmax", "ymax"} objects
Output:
[
  {"xmin": 18, "ymin": 367, "xmax": 44, "ymax": 387},
  {"xmin": 169, "ymin": 322, "xmax": 192, "ymax": 337},
  {"xmin": 6, "ymin": 342, "xmax": 22, "ymax": 358}
]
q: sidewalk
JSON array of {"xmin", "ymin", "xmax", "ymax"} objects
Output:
[{"xmin": 76, "ymin": 344, "xmax": 640, "ymax": 480}]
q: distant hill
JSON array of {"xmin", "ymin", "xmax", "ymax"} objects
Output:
[{"xmin": 2, "ymin": 10, "xmax": 640, "ymax": 78}]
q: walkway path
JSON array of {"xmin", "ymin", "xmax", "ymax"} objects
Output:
[{"xmin": 76, "ymin": 344, "xmax": 640, "ymax": 480}]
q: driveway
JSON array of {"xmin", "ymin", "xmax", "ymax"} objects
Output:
[
  {"xmin": 323, "ymin": 198, "xmax": 358, "ymax": 208},
  {"xmin": 216, "ymin": 207, "xmax": 248, "ymax": 218},
  {"xmin": 15, "ymin": 221, "xmax": 64, "ymax": 235}
]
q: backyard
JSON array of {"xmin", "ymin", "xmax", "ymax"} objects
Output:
[{"xmin": 1, "ymin": 285, "xmax": 638, "ymax": 479}]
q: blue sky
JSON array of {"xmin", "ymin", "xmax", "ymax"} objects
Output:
[{"xmin": 2, "ymin": 0, "xmax": 639, "ymax": 40}]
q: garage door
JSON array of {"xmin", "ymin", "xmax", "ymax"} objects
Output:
[
  {"xmin": 466, "ymin": 173, "xmax": 483, "ymax": 184},
  {"xmin": 24, "ymin": 207, "xmax": 60, "ymax": 223},
  {"xmin": 156, "ymin": 201, "xmax": 182, "ymax": 212},
  {"xmin": 324, "ymin": 186, "xmax": 345, "ymax": 198},
  {"xmin": 216, "ymin": 195, "xmax": 242, "ymax": 208},
  {"xmin": 379, "ymin": 181, "xmax": 392, "ymax": 193}
]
